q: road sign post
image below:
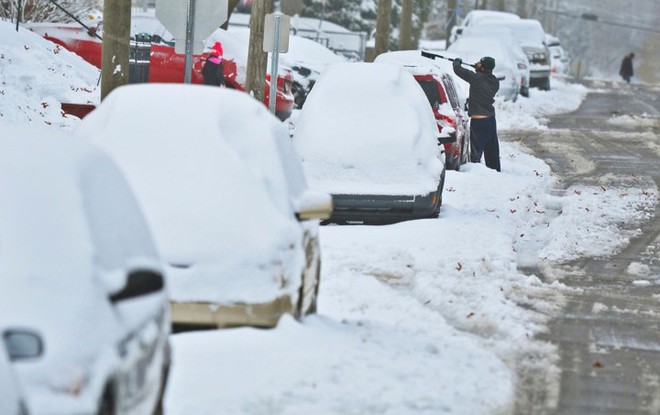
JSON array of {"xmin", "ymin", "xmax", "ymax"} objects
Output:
[{"xmin": 263, "ymin": 13, "xmax": 290, "ymax": 114}]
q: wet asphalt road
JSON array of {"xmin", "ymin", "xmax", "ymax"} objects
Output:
[{"xmin": 504, "ymin": 81, "xmax": 660, "ymax": 415}]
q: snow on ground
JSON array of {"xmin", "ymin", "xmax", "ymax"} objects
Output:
[{"xmin": 1, "ymin": 18, "xmax": 658, "ymax": 414}]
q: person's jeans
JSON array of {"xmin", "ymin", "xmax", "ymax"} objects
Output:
[{"xmin": 470, "ymin": 116, "xmax": 501, "ymax": 172}]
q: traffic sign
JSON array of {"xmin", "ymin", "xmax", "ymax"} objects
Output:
[
  {"xmin": 263, "ymin": 13, "xmax": 290, "ymax": 53},
  {"xmin": 156, "ymin": 0, "xmax": 228, "ymax": 42}
]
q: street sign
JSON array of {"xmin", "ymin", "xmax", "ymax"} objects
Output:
[
  {"xmin": 156, "ymin": 0, "xmax": 228, "ymax": 42},
  {"xmin": 263, "ymin": 13, "xmax": 290, "ymax": 53}
]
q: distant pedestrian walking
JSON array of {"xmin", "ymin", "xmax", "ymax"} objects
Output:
[
  {"xmin": 619, "ymin": 53, "xmax": 634, "ymax": 84},
  {"xmin": 452, "ymin": 56, "xmax": 501, "ymax": 172},
  {"xmin": 202, "ymin": 42, "xmax": 226, "ymax": 87}
]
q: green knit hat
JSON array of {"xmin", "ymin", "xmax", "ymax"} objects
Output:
[{"xmin": 480, "ymin": 56, "xmax": 496, "ymax": 70}]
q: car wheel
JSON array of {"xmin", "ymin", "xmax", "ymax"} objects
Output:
[
  {"xmin": 520, "ymin": 86, "xmax": 529, "ymax": 97},
  {"xmin": 98, "ymin": 385, "xmax": 115, "ymax": 415},
  {"xmin": 430, "ymin": 171, "xmax": 446, "ymax": 218},
  {"xmin": 308, "ymin": 263, "xmax": 321, "ymax": 315},
  {"xmin": 152, "ymin": 359, "xmax": 170, "ymax": 415},
  {"xmin": 460, "ymin": 127, "xmax": 471, "ymax": 166},
  {"xmin": 541, "ymin": 77, "xmax": 551, "ymax": 91},
  {"xmin": 445, "ymin": 151, "xmax": 459, "ymax": 171}
]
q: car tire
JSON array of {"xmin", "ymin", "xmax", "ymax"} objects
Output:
[
  {"xmin": 520, "ymin": 86, "xmax": 530, "ymax": 97},
  {"xmin": 296, "ymin": 265, "xmax": 320, "ymax": 317},
  {"xmin": 541, "ymin": 77, "xmax": 551, "ymax": 91},
  {"xmin": 445, "ymin": 151, "xmax": 459, "ymax": 171},
  {"xmin": 460, "ymin": 126, "xmax": 471, "ymax": 166},
  {"xmin": 98, "ymin": 385, "xmax": 115, "ymax": 415},
  {"xmin": 308, "ymin": 263, "xmax": 321, "ymax": 315},
  {"xmin": 430, "ymin": 171, "xmax": 446, "ymax": 218}
]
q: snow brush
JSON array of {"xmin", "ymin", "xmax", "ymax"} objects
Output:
[{"xmin": 421, "ymin": 51, "xmax": 476, "ymax": 68}]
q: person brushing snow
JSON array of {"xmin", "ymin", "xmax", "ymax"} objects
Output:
[{"xmin": 452, "ymin": 56, "xmax": 501, "ymax": 172}]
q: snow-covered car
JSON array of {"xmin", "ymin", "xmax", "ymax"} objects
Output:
[
  {"xmin": 77, "ymin": 84, "xmax": 332, "ymax": 329},
  {"xmin": 375, "ymin": 50, "xmax": 471, "ymax": 170},
  {"xmin": 447, "ymin": 36, "xmax": 521, "ymax": 102},
  {"xmin": 461, "ymin": 25, "xmax": 531, "ymax": 97},
  {"xmin": 0, "ymin": 125, "xmax": 171, "ymax": 415},
  {"xmin": 449, "ymin": 9, "xmax": 520, "ymax": 45},
  {"xmin": 546, "ymin": 34, "xmax": 570, "ymax": 76},
  {"xmin": 0, "ymin": 333, "xmax": 35, "ymax": 415},
  {"xmin": 293, "ymin": 62, "xmax": 447, "ymax": 224},
  {"xmin": 482, "ymin": 18, "xmax": 552, "ymax": 90}
]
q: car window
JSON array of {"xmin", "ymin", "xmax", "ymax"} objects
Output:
[
  {"xmin": 416, "ymin": 79, "xmax": 446, "ymax": 107},
  {"xmin": 78, "ymin": 151, "xmax": 158, "ymax": 272},
  {"xmin": 441, "ymin": 75, "xmax": 461, "ymax": 109}
]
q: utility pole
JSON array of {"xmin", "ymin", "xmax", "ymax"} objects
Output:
[
  {"xmin": 245, "ymin": 0, "xmax": 272, "ymax": 104},
  {"xmin": 373, "ymin": 0, "xmax": 391, "ymax": 59},
  {"xmin": 101, "ymin": 0, "xmax": 131, "ymax": 101},
  {"xmin": 398, "ymin": 0, "xmax": 413, "ymax": 50}
]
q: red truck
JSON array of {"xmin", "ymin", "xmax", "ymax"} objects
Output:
[{"xmin": 27, "ymin": 14, "xmax": 294, "ymax": 121}]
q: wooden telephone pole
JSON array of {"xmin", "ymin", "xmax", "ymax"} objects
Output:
[
  {"xmin": 245, "ymin": 0, "xmax": 272, "ymax": 104},
  {"xmin": 101, "ymin": 0, "xmax": 131, "ymax": 101}
]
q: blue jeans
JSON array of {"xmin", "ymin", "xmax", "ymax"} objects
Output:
[{"xmin": 470, "ymin": 116, "xmax": 501, "ymax": 172}]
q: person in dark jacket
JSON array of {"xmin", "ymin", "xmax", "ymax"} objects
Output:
[
  {"xmin": 453, "ymin": 56, "xmax": 501, "ymax": 172},
  {"xmin": 201, "ymin": 42, "xmax": 226, "ymax": 86},
  {"xmin": 619, "ymin": 53, "xmax": 634, "ymax": 84}
]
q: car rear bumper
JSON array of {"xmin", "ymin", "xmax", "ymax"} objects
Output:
[
  {"xmin": 327, "ymin": 191, "xmax": 440, "ymax": 224},
  {"xmin": 529, "ymin": 69, "xmax": 551, "ymax": 79},
  {"xmin": 169, "ymin": 295, "xmax": 296, "ymax": 330}
]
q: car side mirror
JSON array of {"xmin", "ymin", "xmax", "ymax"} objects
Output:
[
  {"xmin": 296, "ymin": 191, "xmax": 333, "ymax": 221},
  {"xmin": 3, "ymin": 329, "xmax": 44, "ymax": 361},
  {"xmin": 109, "ymin": 269, "xmax": 164, "ymax": 303}
]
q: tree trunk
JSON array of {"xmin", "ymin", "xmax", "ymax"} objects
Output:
[
  {"xmin": 101, "ymin": 0, "xmax": 130, "ymax": 101},
  {"xmin": 446, "ymin": 0, "xmax": 457, "ymax": 44},
  {"xmin": 398, "ymin": 0, "xmax": 413, "ymax": 50},
  {"xmin": 245, "ymin": 0, "xmax": 272, "ymax": 104},
  {"xmin": 496, "ymin": 0, "xmax": 505, "ymax": 12},
  {"xmin": 516, "ymin": 0, "xmax": 527, "ymax": 18},
  {"xmin": 373, "ymin": 0, "xmax": 391, "ymax": 59}
]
